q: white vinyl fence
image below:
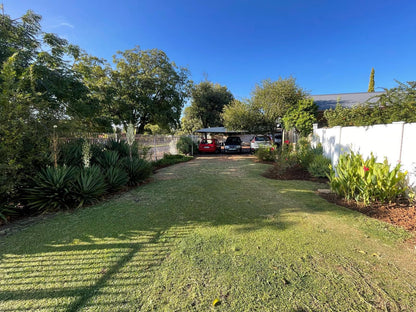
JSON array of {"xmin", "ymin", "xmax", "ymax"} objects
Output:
[{"xmin": 312, "ymin": 122, "xmax": 416, "ymax": 188}]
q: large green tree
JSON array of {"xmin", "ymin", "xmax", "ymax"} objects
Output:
[
  {"xmin": 251, "ymin": 77, "xmax": 308, "ymax": 132},
  {"xmin": 222, "ymin": 99, "xmax": 266, "ymax": 133},
  {"xmin": 110, "ymin": 47, "xmax": 191, "ymax": 132},
  {"xmin": 282, "ymin": 99, "xmax": 318, "ymax": 137},
  {"xmin": 186, "ymin": 81, "xmax": 234, "ymax": 129}
]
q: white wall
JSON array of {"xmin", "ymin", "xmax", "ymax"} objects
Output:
[{"xmin": 313, "ymin": 122, "xmax": 416, "ymax": 188}]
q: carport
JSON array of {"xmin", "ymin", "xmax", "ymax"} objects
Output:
[{"xmin": 194, "ymin": 127, "xmax": 250, "ymax": 153}]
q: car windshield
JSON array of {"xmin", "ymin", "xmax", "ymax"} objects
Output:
[
  {"xmin": 225, "ymin": 137, "xmax": 241, "ymax": 144},
  {"xmin": 255, "ymin": 136, "xmax": 268, "ymax": 141}
]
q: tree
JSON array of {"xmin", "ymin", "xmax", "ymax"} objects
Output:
[
  {"xmin": 368, "ymin": 68, "xmax": 375, "ymax": 92},
  {"xmin": 180, "ymin": 106, "xmax": 203, "ymax": 134},
  {"xmin": 110, "ymin": 47, "xmax": 191, "ymax": 132},
  {"xmin": 282, "ymin": 99, "xmax": 318, "ymax": 137},
  {"xmin": 251, "ymin": 77, "xmax": 308, "ymax": 132},
  {"xmin": 222, "ymin": 99, "xmax": 266, "ymax": 133},
  {"xmin": 187, "ymin": 81, "xmax": 234, "ymax": 128}
]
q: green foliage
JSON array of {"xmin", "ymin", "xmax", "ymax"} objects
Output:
[
  {"xmin": 329, "ymin": 151, "xmax": 408, "ymax": 204},
  {"xmin": 176, "ymin": 136, "xmax": 197, "ymax": 155},
  {"xmin": 26, "ymin": 166, "xmax": 77, "ymax": 212},
  {"xmin": 222, "ymin": 99, "xmax": 266, "ymax": 132},
  {"xmin": 104, "ymin": 167, "xmax": 129, "ymax": 192},
  {"xmin": 180, "ymin": 106, "xmax": 204, "ymax": 134},
  {"xmin": 282, "ymin": 99, "xmax": 318, "ymax": 137},
  {"xmin": 255, "ymin": 146, "xmax": 277, "ymax": 162},
  {"xmin": 96, "ymin": 150, "xmax": 120, "ymax": 169},
  {"xmin": 324, "ymin": 81, "xmax": 416, "ymax": 127},
  {"xmin": 72, "ymin": 166, "xmax": 107, "ymax": 207},
  {"xmin": 368, "ymin": 68, "xmax": 375, "ymax": 92},
  {"xmin": 105, "ymin": 139, "xmax": 138, "ymax": 158},
  {"xmin": 252, "ymin": 77, "xmax": 308, "ymax": 132},
  {"xmin": 186, "ymin": 81, "xmax": 234, "ymax": 129},
  {"xmin": 59, "ymin": 139, "xmax": 84, "ymax": 167},
  {"xmin": 122, "ymin": 157, "xmax": 152, "ymax": 185},
  {"xmin": 307, "ymin": 154, "xmax": 331, "ymax": 178},
  {"xmin": 152, "ymin": 154, "xmax": 193, "ymax": 169},
  {"xmin": 110, "ymin": 46, "xmax": 191, "ymax": 132},
  {"xmin": 296, "ymin": 138, "xmax": 323, "ymax": 169}
]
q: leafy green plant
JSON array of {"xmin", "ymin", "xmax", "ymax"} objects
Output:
[
  {"xmin": 329, "ymin": 151, "xmax": 408, "ymax": 204},
  {"xmin": 255, "ymin": 146, "xmax": 277, "ymax": 162},
  {"xmin": 72, "ymin": 166, "xmax": 107, "ymax": 207},
  {"xmin": 105, "ymin": 166, "xmax": 129, "ymax": 192},
  {"xmin": 26, "ymin": 166, "xmax": 77, "ymax": 211},
  {"xmin": 122, "ymin": 157, "xmax": 152, "ymax": 185},
  {"xmin": 59, "ymin": 139, "xmax": 83, "ymax": 167},
  {"xmin": 296, "ymin": 138, "xmax": 324, "ymax": 170},
  {"xmin": 106, "ymin": 139, "xmax": 138, "ymax": 158},
  {"xmin": 307, "ymin": 154, "xmax": 331, "ymax": 178},
  {"xmin": 152, "ymin": 154, "xmax": 193, "ymax": 169},
  {"xmin": 176, "ymin": 136, "xmax": 197, "ymax": 155},
  {"xmin": 96, "ymin": 150, "xmax": 120, "ymax": 169}
]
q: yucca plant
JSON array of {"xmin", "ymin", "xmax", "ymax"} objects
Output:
[
  {"xmin": 96, "ymin": 150, "xmax": 120, "ymax": 169},
  {"xmin": 105, "ymin": 166, "xmax": 129, "ymax": 192},
  {"xmin": 59, "ymin": 139, "xmax": 83, "ymax": 167},
  {"xmin": 105, "ymin": 139, "xmax": 139, "ymax": 158},
  {"xmin": 26, "ymin": 166, "xmax": 77, "ymax": 212},
  {"xmin": 122, "ymin": 157, "xmax": 152, "ymax": 186},
  {"xmin": 72, "ymin": 166, "xmax": 107, "ymax": 207}
]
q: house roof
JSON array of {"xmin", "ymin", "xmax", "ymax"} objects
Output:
[{"xmin": 311, "ymin": 91, "xmax": 384, "ymax": 110}]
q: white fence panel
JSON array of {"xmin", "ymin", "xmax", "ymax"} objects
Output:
[{"xmin": 313, "ymin": 122, "xmax": 416, "ymax": 188}]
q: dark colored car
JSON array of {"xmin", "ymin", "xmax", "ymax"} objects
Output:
[
  {"xmin": 224, "ymin": 136, "xmax": 242, "ymax": 153},
  {"xmin": 198, "ymin": 138, "xmax": 221, "ymax": 153}
]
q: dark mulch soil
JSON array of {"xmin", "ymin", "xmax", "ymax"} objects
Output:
[{"xmin": 264, "ymin": 163, "xmax": 416, "ymax": 233}]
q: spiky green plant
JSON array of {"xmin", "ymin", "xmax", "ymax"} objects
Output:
[
  {"xmin": 105, "ymin": 166, "xmax": 129, "ymax": 192},
  {"xmin": 72, "ymin": 166, "xmax": 107, "ymax": 207},
  {"xmin": 122, "ymin": 157, "xmax": 152, "ymax": 185},
  {"xmin": 26, "ymin": 166, "xmax": 76, "ymax": 211},
  {"xmin": 96, "ymin": 150, "xmax": 120, "ymax": 169}
]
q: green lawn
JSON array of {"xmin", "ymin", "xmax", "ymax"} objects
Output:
[{"xmin": 1, "ymin": 156, "xmax": 416, "ymax": 311}]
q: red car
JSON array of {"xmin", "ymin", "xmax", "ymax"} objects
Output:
[{"xmin": 198, "ymin": 139, "xmax": 221, "ymax": 153}]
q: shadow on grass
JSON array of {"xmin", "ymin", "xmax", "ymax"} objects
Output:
[{"xmin": 0, "ymin": 157, "xmax": 383, "ymax": 311}]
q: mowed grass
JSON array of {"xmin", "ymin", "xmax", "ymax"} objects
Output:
[{"xmin": 1, "ymin": 156, "xmax": 416, "ymax": 311}]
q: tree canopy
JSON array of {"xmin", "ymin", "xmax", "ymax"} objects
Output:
[{"xmin": 183, "ymin": 81, "xmax": 234, "ymax": 130}]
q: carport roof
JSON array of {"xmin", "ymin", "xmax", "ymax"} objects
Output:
[{"xmin": 195, "ymin": 127, "xmax": 246, "ymax": 134}]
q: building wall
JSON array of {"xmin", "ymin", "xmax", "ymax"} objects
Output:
[{"xmin": 312, "ymin": 122, "xmax": 416, "ymax": 188}]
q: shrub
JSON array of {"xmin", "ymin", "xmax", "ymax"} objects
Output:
[
  {"xmin": 296, "ymin": 138, "xmax": 324, "ymax": 170},
  {"xmin": 122, "ymin": 157, "xmax": 152, "ymax": 185},
  {"xmin": 72, "ymin": 166, "xmax": 107, "ymax": 207},
  {"xmin": 59, "ymin": 139, "xmax": 83, "ymax": 167},
  {"xmin": 105, "ymin": 167, "xmax": 129, "ymax": 192},
  {"xmin": 307, "ymin": 154, "xmax": 331, "ymax": 178},
  {"xmin": 329, "ymin": 151, "xmax": 408, "ymax": 204},
  {"xmin": 176, "ymin": 136, "xmax": 197, "ymax": 155},
  {"xmin": 97, "ymin": 150, "xmax": 120, "ymax": 169},
  {"xmin": 152, "ymin": 154, "xmax": 193, "ymax": 169},
  {"xmin": 106, "ymin": 139, "xmax": 139, "ymax": 158},
  {"xmin": 255, "ymin": 146, "xmax": 277, "ymax": 162},
  {"xmin": 26, "ymin": 166, "xmax": 77, "ymax": 211}
]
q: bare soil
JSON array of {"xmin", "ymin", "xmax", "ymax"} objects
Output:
[{"xmin": 264, "ymin": 163, "xmax": 416, "ymax": 232}]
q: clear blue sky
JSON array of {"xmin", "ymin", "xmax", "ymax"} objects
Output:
[{"xmin": 5, "ymin": 0, "xmax": 416, "ymax": 99}]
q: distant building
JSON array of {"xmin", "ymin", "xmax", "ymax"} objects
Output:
[{"xmin": 312, "ymin": 91, "xmax": 385, "ymax": 111}]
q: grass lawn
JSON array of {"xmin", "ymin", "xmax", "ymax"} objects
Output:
[{"xmin": 1, "ymin": 155, "xmax": 416, "ymax": 311}]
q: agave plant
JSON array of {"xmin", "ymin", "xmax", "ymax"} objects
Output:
[
  {"xmin": 26, "ymin": 166, "xmax": 77, "ymax": 211},
  {"xmin": 96, "ymin": 150, "xmax": 120, "ymax": 169},
  {"xmin": 72, "ymin": 166, "xmax": 107, "ymax": 207},
  {"xmin": 122, "ymin": 157, "xmax": 152, "ymax": 186},
  {"xmin": 105, "ymin": 166, "xmax": 129, "ymax": 192}
]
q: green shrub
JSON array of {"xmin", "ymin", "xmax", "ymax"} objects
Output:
[
  {"xmin": 296, "ymin": 138, "xmax": 324, "ymax": 170},
  {"xmin": 152, "ymin": 154, "xmax": 193, "ymax": 169},
  {"xmin": 97, "ymin": 150, "xmax": 120, "ymax": 169},
  {"xmin": 26, "ymin": 166, "xmax": 77, "ymax": 211},
  {"xmin": 176, "ymin": 136, "xmax": 197, "ymax": 155},
  {"xmin": 59, "ymin": 139, "xmax": 83, "ymax": 167},
  {"xmin": 307, "ymin": 154, "xmax": 331, "ymax": 178},
  {"xmin": 72, "ymin": 166, "xmax": 107, "ymax": 207},
  {"xmin": 255, "ymin": 146, "xmax": 277, "ymax": 162},
  {"xmin": 329, "ymin": 151, "xmax": 408, "ymax": 204},
  {"xmin": 106, "ymin": 139, "xmax": 139, "ymax": 158},
  {"xmin": 105, "ymin": 166, "xmax": 129, "ymax": 192},
  {"xmin": 122, "ymin": 157, "xmax": 152, "ymax": 185}
]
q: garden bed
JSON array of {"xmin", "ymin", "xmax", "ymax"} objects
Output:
[{"xmin": 264, "ymin": 163, "xmax": 416, "ymax": 232}]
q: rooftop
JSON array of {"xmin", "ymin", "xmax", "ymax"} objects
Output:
[{"xmin": 311, "ymin": 91, "xmax": 384, "ymax": 110}]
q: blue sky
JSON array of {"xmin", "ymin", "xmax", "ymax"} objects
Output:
[{"xmin": 5, "ymin": 0, "xmax": 416, "ymax": 99}]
